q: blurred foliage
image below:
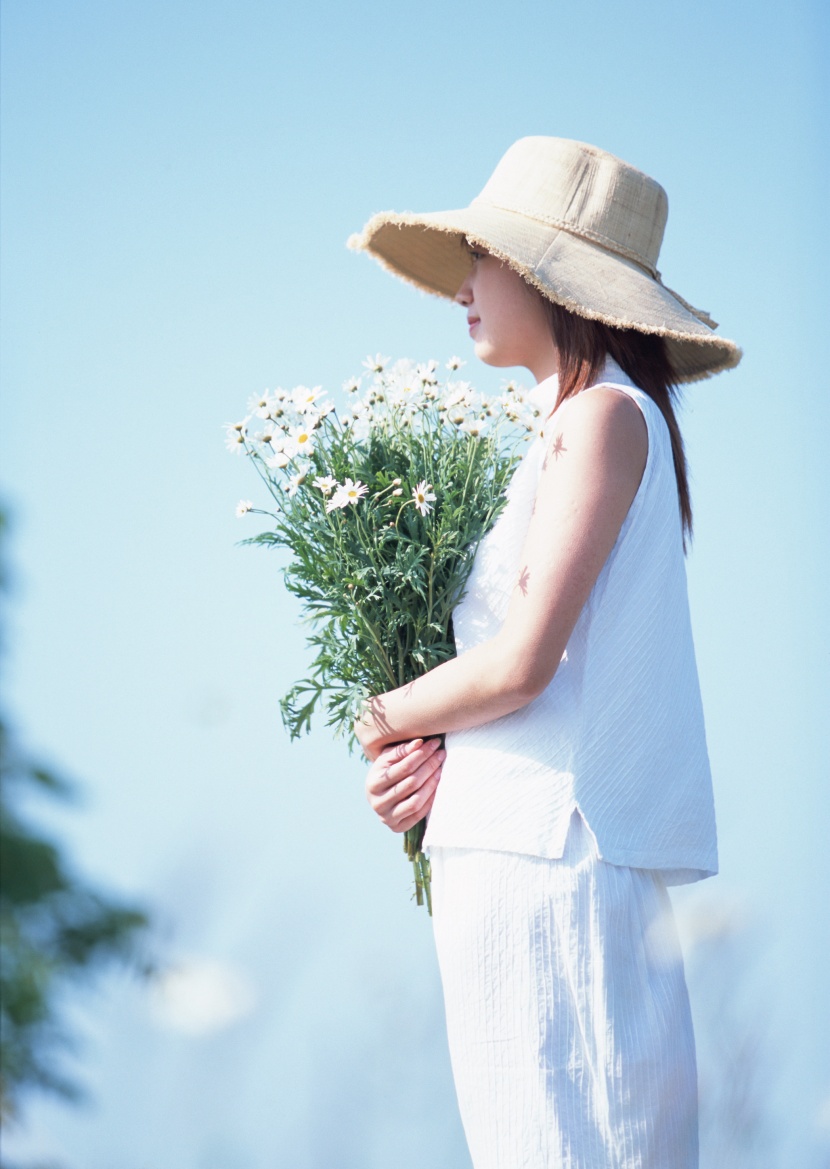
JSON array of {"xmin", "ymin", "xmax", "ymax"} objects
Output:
[
  {"xmin": 0, "ymin": 510, "xmax": 151, "ymax": 1130},
  {"xmin": 680, "ymin": 897, "xmax": 783, "ymax": 1169}
]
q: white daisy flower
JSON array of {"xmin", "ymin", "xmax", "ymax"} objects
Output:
[
  {"xmin": 301, "ymin": 409, "xmax": 325, "ymax": 433},
  {"xmin": 416, "ymin": 360, "xmax": 439, "ymax": 385},
  {"xmin": 292, "ymin": 385, "xmax": 324, "ymax": 413},
  {"xmin": 446, "ymin": 356, "xmax": 465, "ymax": 371},
  {"xmin": 266, "ymin": 451, "xmax": 290, "ymax": 470},
  {"xmin": 503, "ymin": 379, "xmax": 527, "ymax": 404},
  {"xmin": 496, "ymin": 395, "xmax": 522, "ymax": 423},
  {"xmin": 342, "ymin": 478, "xmax": 368, "ymax": 505},
  {"xmin": 412, "ymin": 481, "xmax": 436, "ymax": 516},
  {"xmin": 444, "ymin": 382, "xmax": 474, "ymax": 410},
  {"xmin": 362, "ymin": 353, "xmax": 390, "ymax": 374},
  {"xmin": 248, "ymin": 390, "xmax": 275, "ymax": 419},
  {"xmin": 235, "ymin": 500, "xmax": 254, "ymax": 517},
  {"xmin": 289, "ymin": 425, "xmax": 315, "ymax": 454},
  {"xmin": 460, "ymin": 417, "xmax": 489, "ymax": 438},
  {"xmin": 284, "ymin": 473, "xmax": 306, "ymax": 498},
  {"xmin": 224, "ymin": 419, "xmax": 249, "ymax": 453},
  {"xmin": 312, "ymin": 475, "xmax": 337, "ymax": 495},
  {"xmin": 343, "ymin": 376, "xmax": 362, "ymax": 394},
  {"xmin": 327, "ymin": 478, "xmax": 367, "ymax": 512},
  {"xmin": 351, "ymin": 401, "xmax": 374, "ymax": 423}
]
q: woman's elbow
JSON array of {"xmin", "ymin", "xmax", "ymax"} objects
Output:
[{"xmin": 491, "ymin": 636, "xmax": 560, "ymax": 709}]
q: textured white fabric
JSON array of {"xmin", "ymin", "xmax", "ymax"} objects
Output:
[
  {"xmin": 424, "ymin": 359, "xmax": 717, "ymax": 884},
  {"xmin": 430, "ymin": 812, "xmax": 699, "ymax": 1169}
]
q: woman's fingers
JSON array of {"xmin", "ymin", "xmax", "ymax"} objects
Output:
[
  {"xmin": 386, "ymin": 765, "xmax": 442, "ymax": 832},
  {"xmin": 372, "ymin": 752, "xmax": 444, "ymax": 818},
  {"xmin": 375, "ymin": 765, "xmax": 442, "ymax": 834},
  {"xmin": 368, "ymin": 744, "xmax": 443, "ymax": 811},
  {"xmin": 366, "ymin": 738, "xmax": 441, "ymax": 798},
  {"xmin": 364, "ymin": 734, "xmax": 439, "ymax": 790},
  {"xmin": 365, "ymin": 737, "xmax": 445, "ymax": 832},
  {"xmin": 384, "ymin": 737, "xmax": 442, "ymax": 785}
]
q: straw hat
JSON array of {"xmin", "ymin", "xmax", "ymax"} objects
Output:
[{"xmin": 348, "ymin": 137, "xmax": 741, "ymax": 383}]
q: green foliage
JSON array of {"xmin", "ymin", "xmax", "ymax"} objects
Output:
[{"xmin": 0, "ymin": 514, "xmax": 150, "ymax": 1129}]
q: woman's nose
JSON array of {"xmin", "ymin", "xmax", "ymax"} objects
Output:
[{"xmin": 454, "ymin": 274, "xmax": 473, "ymax": 306}]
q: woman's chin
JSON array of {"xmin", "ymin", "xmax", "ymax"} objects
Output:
[{"xmin": 473, "ymin": 341, "xmax": 521, "ymax": 370}]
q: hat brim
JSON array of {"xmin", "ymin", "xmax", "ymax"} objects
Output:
[{"xmin": 348, "ymin": 206, "xmax": 741, "ymax": 384}]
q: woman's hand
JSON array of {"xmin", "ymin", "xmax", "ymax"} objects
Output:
[{"xmin": 365, "ymin": 737, "xmax": 445, "ymax": 834}]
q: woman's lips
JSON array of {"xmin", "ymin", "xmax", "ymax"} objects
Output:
[{"xmin": 467, "ymin": 317, "xmax": 480, "ymax": 334}]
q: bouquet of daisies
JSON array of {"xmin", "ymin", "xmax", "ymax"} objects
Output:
[{"xmin": 229, "ymin": 355, "xmax": 540, "ymax": 911}]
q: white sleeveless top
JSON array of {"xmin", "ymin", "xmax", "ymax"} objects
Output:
[{"xmin": 423, "ymin": 359, "xmax": 718, "ymax": 885}]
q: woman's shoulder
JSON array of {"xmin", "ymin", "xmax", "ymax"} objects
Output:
[{"xmin": 546, "ymin": 385, "xmax": 648, "ymax": 476}]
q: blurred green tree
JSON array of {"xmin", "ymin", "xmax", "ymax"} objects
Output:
[{"xmin": 0, "ymin": 510, "xmax": 150, "ymax": 1129}]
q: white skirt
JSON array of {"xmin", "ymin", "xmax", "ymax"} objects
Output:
[{"xmin": 429, "ymin": 811, "xmax": 698, "ymax": 1169}]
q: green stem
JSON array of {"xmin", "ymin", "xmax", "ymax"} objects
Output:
[
  {"xmin": 245, "ymin": 444, "xmax": 285, "ymax": 508},
  {"xmin": 354, "ymin": 610, "xmax": 398, "ymax": 691}
]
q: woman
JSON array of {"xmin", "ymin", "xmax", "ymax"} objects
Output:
[{"xmin": 349, "ymin": 137, "xmax": 741, "ymax": 1169}]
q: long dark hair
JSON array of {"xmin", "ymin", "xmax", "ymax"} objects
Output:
[{"xmin": 541, "ymin": 297, "xmax": 693, "ymax": 545}]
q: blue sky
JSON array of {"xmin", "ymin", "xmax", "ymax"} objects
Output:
[{"xmin": 1, "ymin": 1, "xmax": 828, "ymax": 1166}]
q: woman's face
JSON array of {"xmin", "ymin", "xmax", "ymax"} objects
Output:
[{"xmin": 454, "ymin": 249, "xmax": 559, "ymax": 383}]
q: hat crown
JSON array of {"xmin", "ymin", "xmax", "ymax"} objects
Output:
[{"xmin": 473, "ymin": 137, "xmax": 668, "ymax": 274}]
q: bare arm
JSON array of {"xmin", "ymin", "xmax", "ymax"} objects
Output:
[{"xmin": 355, "ymin": 388, "xmax": 647, "ymax": 760}]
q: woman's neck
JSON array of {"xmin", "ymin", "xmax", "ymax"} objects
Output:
[{"xmin": 529, "ymin": 348, "xmax": 559, "ymax": 385}]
